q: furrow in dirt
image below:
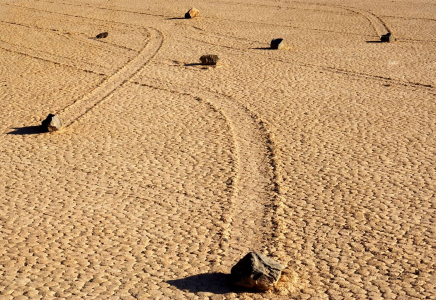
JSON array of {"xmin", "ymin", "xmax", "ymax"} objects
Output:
[
  {"xmin": 129, "ymin": 80, "xmax": 282, "ymax": 269},
  {"xmin": 58, "ymin": 28, "xmax": 163, "ymax": 127}
]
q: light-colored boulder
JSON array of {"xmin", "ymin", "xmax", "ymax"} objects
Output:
[
  {"xmin": 185, "ymin": 8, "xmax": 200, "ymax": 19},
  {"xmin": 271, "ymin": 38, "xmax": 285, "ymax": 50},
  {"xmin": 42, "ymin": 114, "xmax": 62, "ymax": 132},
  {"xmin": 381, "ymin": 32, "xmax": 395, "ymax": 43}
]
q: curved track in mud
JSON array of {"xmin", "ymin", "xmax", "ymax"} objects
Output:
[
  {"xmin": 58, "ymin": 28, "xmax": 163, "ymax": 127},
  {"xmin": 335, "ymin": 5, "xmax": 391, "ymax": 36},
  {"xmin": 128, "ymin": 79, "xmax": 282, "ymax": 267},
  {"xmin": 1, "ymin": 1, "xmax": 435, "ymax": 298},
  {"xmin": 2, "ymin": 0, "xmax": 284, "ymax": 275}
]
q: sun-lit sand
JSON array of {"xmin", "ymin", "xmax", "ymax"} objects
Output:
[{"xmin": 0, "ymin": 0, "xmax": 435, "ymax": 298}]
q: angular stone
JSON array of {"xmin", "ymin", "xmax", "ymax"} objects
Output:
[
  {"xmin": 185, "ymin": 8, "xmax": 200, "ymax": 19},
  {"xmin": 41, "ymin": 114, "xmax": 62, "ymax": 132},
  {"xmin": 271, "ymin": 38, "xmax": 285, "ymax": 50},
  {"xmin": 230, "ymin": 252, "xmax": 283, "ymax": 291},
  {"xmin": 200, "ymin": 54, "xmax": 219, "ymax": 65},
  {"xmin": 380, "ymin": 32, "xmax": 395, "ymax": 43},
  {"xmin": 96, "ymin": 32, "xmax": 108, "ymax": 39}
]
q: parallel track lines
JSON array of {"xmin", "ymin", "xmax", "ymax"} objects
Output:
[
  {"xmin": 58, "ymin": 28, "xmax": 164, "ymax": 128},
  {"xmin": 126, "ymin": 79, "xmax": 283, "ymax": 266}
]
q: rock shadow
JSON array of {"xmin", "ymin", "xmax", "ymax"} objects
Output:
[
  {"xmin": 184, "ymin": 63, "xmax": 220, "ymax": 69},
  {"xmin": 184, "ymin": 63, "xmax": 203, "ymax": 67},
  {"xmin": 251, "ymin": 47, "xmax": 273, "ymax": 50},
  {"xmin": 167, "ymin": 273, "xmax": 260, "ymax": 294},
  {"xmin": 167, "ymin": 273, "xmax": 232, "ymax": 294},
  {"xmin": 7, "ymin": 125, "xmax": 46, "ymax": 135},
  {"xmin": 166, "ymin": 17, "xmax": 187, "ymax": 20},
  {"xmin": 366, "ymin": 40, "xmax": 383, "ymax": 43}
]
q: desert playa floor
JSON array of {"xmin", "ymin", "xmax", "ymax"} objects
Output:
[{"xmin": 0, "ymin": 0, "xmax": 435, "ymax": 299}]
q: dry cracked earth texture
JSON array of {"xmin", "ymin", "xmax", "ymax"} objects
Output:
[{"xmin": 0, "ymin": 0, "xmax": 435, "ymax": 299}]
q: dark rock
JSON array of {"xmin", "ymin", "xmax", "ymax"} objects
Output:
[
  {"xmin": 200, "ymin": 54, "xmax": 219, "ymax": 65},
  {"xmin": 271, "ymin": 38, "xmax": 285, "ymax": 50},
  {"xmin": 185, "ymin": 8, "xmax": 200, "ymax": 19},
  {"xmin": 380, "ymin": 32, "xmax": 395, "ymax": 43},
  {"xmin": 41, "ymin": 114, "xmax": 62, "ymax": 132},
  {"xmin": 230, "ymin": 252, "xmax": 283, "ymax": 291},
  {"xmin": 96, "ymin": 32, "xmax": 109, "ymax": 39}
]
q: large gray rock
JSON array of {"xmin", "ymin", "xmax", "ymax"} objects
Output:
[
  {"xmin": 41, "ymin": 114, "xmax": 62, "ymax": 132},
  {"xmin": 380, "ymin": 32, "xmax": 395, "ymax": 43},
  {"xmin": 185, "ymin": 8, "xmax": 200, "ymax": 19},
  {"xmin": 271, "ymin": 38, "xmax": 285, "ymax": 50},
  {"xmin": 230, "ymin": 252, "xmax": 283, "ymax": 291},
  {"xmin": 200, "ymin": 54, "xmax": 219, "ymax": 65}
]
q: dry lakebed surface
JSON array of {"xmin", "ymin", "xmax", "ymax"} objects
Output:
[{"xmin": 0, "ymin": 0, "xmax": 435, "ymax": 299}]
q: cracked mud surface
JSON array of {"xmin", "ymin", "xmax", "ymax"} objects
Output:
[{"xmin": 0, "ymin": 0, "xmax": 435, "ymax": 299}]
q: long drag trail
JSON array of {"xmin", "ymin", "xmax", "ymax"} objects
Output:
[
  {"xmin": 58, "ymin": 28, "xmax": 163, "ymax": 128},
  {"xmin": 1, "ymin": 0, "xmax": 435, "ymax": 299}
]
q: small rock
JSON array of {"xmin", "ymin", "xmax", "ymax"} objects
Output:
[
  {"xmin": 380, "ymin": 32, "xmax": 395, "ymax": 43},
  {"xmin": 185, "ymin": 8, "xmax": 200, "ymax": 19},
  {"xmin": 96, "ymin": 32, "xmax": 108, "ymax": 39},
  {"xmin": 41, "ymin": 114, "xmax": 62, "ymax": 132},
  {"xmin": 271, "ymin": 38, "xmax": 285, "ymax": 50},
  {"xmin": 230, "ymin": 252, "xmax": 283, "ymax": 291},
  {"xmin": 200, "ymin": 54, "xmax": 219, "ymax": 65}
]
